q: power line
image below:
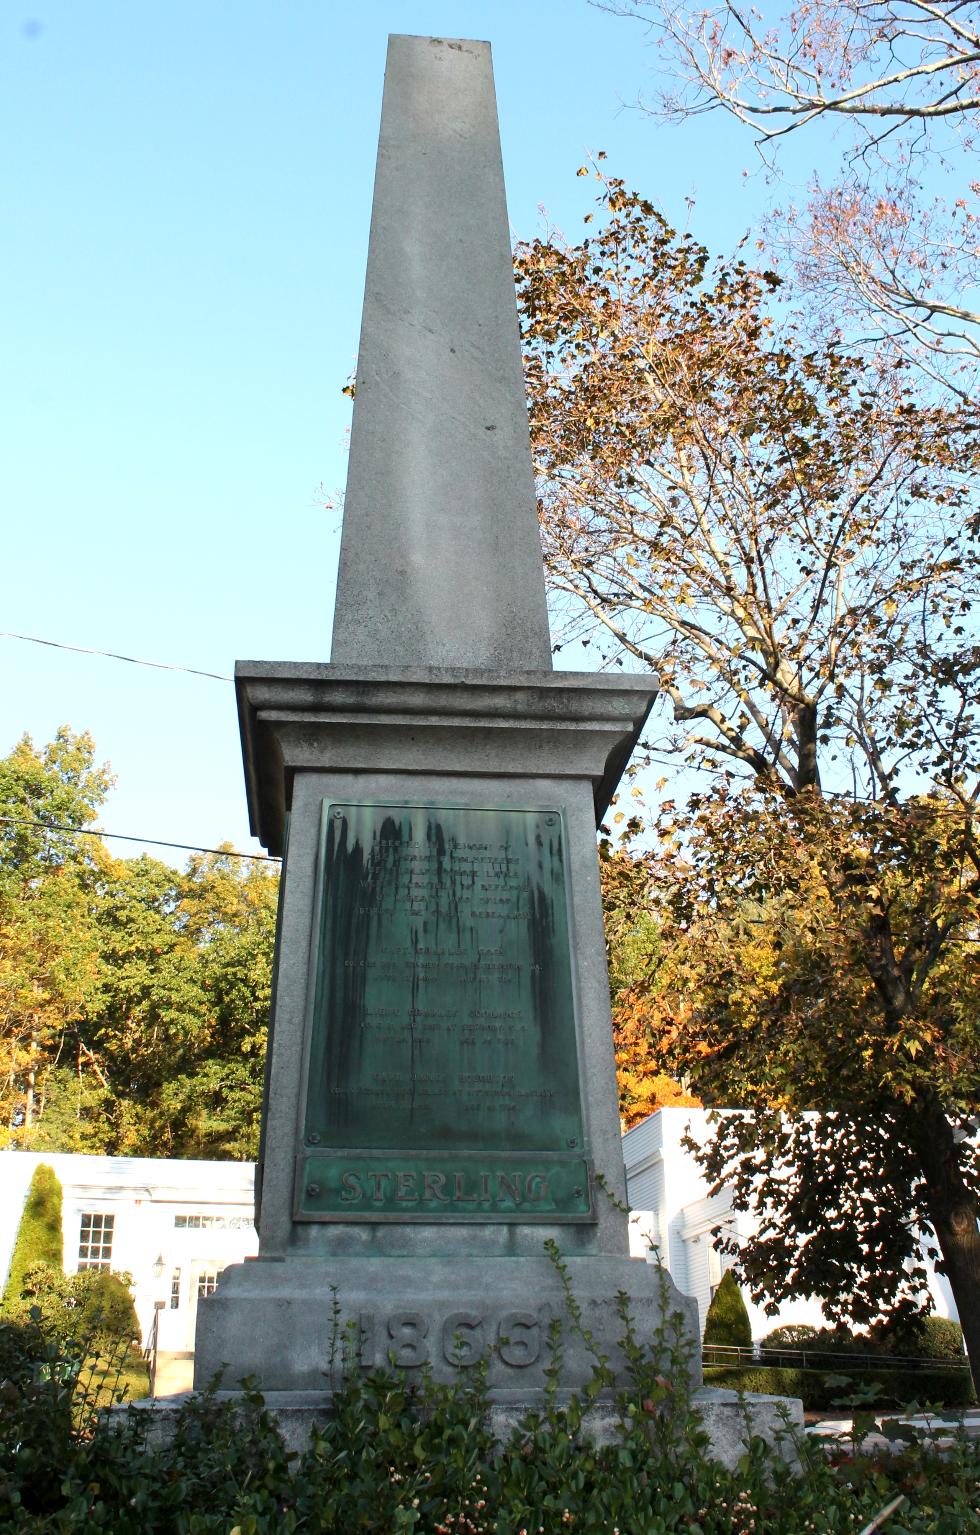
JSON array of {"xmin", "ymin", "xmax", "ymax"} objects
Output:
[
  {"xmin": 0, "ymin": 631, "xmax": 231, "ymax": 682},
  {"xmin": 0, "ymin": 815, "xmax": 280, "ymax": 863}
]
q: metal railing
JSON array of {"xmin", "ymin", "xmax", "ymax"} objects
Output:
[
  {"xmin": 702, "ymin": 1342, "xmax": 970, "ymax": 1372},
  {"xmin": 144, "ymin": 1301, "xmax": 166, "ymax": 1395}
]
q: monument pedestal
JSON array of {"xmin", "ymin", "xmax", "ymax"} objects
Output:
[
  {"xmin": 198, "ymin": 664, "xmax": 705, "ymax": 1404},
  {"xmin": 195, "ymin": 1253, "xmax": 698, "ymax": 1397}
]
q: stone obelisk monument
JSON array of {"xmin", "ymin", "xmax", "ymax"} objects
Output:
[{"xmin": 196, "ymin": 34, "xmax": 699, "ymax": 1411}]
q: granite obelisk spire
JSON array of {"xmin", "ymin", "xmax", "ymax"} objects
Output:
[
  {"xmin": 201, "ymin": 35, "xmax": 714, "ymax": 1430},
  {"xmin": 331, "ymin": 36, "xmax": 551, "ymax": 670}
]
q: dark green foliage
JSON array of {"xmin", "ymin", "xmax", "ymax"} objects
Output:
[
  {"xmin": 5, "ymin": 1264, "xmax": 139, "ymax": 1350},
  {"xmin": 1, "ymin": 1274, "xmax": 978, "ymax": 1534},
  {"xmin": 873, "ymin": 1313, "xmax": 966, "ymax": 1362},
  {"xmin": 703, "ymin": 1269, "xmax": 752, "ymax": 1351},
  {"xmin": 760, "ymin": 1319, "xmax": 968, "ymax": 1367},
  {"xmin": 760, "ymin": 1324, "xmax": 875, "ymax": 1365},
  {"xmin": 0, "ymin": 1348, "xmax": 977, "ymax": 1532},
  {"xmin": 705, "ymin": 1363, "xmax": 977, "ymax": 1411},
  {"xmin": 2, "ymin": 1165, "xmax": 63, "ymax": 1307},
  {"xmin": 0, "ymin": 1308, "xmax": 143, "ymax": 1522},
  {"xmin": 762, "ymin": 1323, "xmax": 820, "ymax": 1348}
]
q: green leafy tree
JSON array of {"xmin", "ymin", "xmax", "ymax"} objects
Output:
[
  {"xmin": 3, "ymin": 1163, "xmax": 63, "ymax": 1306},
  {"xmin": 78, "ymin": 849, "xmax": 278, "ymax": 1159},
  {"xmin": 0, "ymin": 731, "xmax": 111, "ymax": 1143},
  {"xmin": 0, "ymin": 731, "xmax": 279, "ymax": 1159},
  {"xmin": 516, "ymin": 173, "xmax": 980, "ymax": 1389}
]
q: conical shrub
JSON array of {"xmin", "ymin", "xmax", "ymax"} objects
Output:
[
  {"xmin": 2, "ymin": 1163, "xmax": 63, "ymax": 1308},
  {"xmin": 703, "ymin": 1269, "xmax": 751, "ymax": 1361}
]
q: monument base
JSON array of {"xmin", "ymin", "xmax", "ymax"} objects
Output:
[
  {"xmin": 192, "ymin": 1253, "xmax": 701, "ymax": 1396},
  {"xmin": 134, "ymin": 1249, "xmax": 802, "ymax": 1474},
  {"xmin": 128, "ymin": 1387, "xmax": 802, "ymax": 1472}
]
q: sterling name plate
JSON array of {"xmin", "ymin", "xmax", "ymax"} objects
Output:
[{"xmin": 298, "ymin": 802, "xmax": 591, "ymax": 1221}]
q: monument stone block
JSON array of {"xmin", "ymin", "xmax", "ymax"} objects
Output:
[{"xmin": 192, "ymin": 32, "xmax": 722, "ymax": 1428}]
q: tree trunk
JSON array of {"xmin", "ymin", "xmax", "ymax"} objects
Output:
[
  {"xmin": 911, "ymin": 1092, "xmax": 980, "ymax": 1399},
  {"xmin": 24, "ymin": 1024, "xmax": 37, "ymax": 1129}
]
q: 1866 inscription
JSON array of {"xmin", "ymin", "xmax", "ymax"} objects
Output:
[{"xmin": 298, "ymin": 803, "xmax": 590, "ymax": 1221}]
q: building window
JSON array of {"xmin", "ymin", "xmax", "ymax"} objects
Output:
[
  {"xmin": 78, "ymin": 1213, "xmax": 114, "ymax": 1271},
  {"xmin": 196, "ymin": 1270, "xmax": 222, "ymax": 1299},
  {"xmin": 174, "ymin": 1214, "xmax": 252, "ymax": 1230},
  {"xmin": 170, "ymin": 1269, "xmax": 181, "ymax": 1310}
]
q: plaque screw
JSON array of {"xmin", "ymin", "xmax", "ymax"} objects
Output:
[
  {"xmin": 573, "ymin": 1187, "xmax": 583, "ymax": 1198},
  {"xmin": 306, "ymin": 1183, "xmax": 321, "ymax": 1197},
  {"xmin": 545, "ymin": 815, "xmax": 557, "ymax": 825},
  {"xmin": 332, "ymin": 810, "xmax": 342, "ymax": 819},
  {"xmin": 566, "ymin": 1137, "xmax": 577, "ymax": 1148},
  {"xmin": 307, "ymin": 1133, "xmax": 321, "ymax": 1145}
]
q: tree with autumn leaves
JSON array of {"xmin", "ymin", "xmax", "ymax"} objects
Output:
[
  {"xmin": 601, "ymin": 837, "xmax": 700, "ymax": 1126},
  {"xmin": 516, "ymin": 173, "xmax": 980, "ymax": 1386}
]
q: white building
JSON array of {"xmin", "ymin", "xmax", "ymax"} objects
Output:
[
  {"xmin": 623, "ymin": 1108, "xmax": 960, "ymax": 1339},
  {"xmin": 0, "ymin": 1151, "xmax": 257, "ymax": 1353},
  {"xmin": 1, "ymin": 1112, "xmax": 959, "ymax": 1365}
]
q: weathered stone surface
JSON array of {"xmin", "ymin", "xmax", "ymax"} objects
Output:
[
  {"xmin": 197, "ymin": 31, "xmax": 756, "ymax": 1443},
  {"xmin": 692, "ymin": 1388, "xmax": 804, "ymax": 1470},
  {"xmin": 127, "ymin": 1384, "xmax": 804, "ymax": 1469},
  {"xmin": 234, "ymin": 663, "xmax": 657, "ymax": 855},
  {"xmin": 194, "ymin": 1252, "xmax": 701, "ymax": 1397},
  {"xmin": 330, "ymin": 36, "xmax": 551, "ymax": 670}
]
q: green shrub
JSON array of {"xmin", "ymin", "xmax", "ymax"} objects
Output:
[
  {"xmin": 703, "ymin": 1269, "xmax": 752, "ymax": 1358},
  {"xmin": 872, "ymin": 1312, "xmax": 966, "ymax": 1361},
  {"xmin": 74, "ymin": 1269, "xmax": 140, "ymax": 1345},
  {"xmin": 2, "ymin": 1163, "xmax": 63, "ymax": 1307},
  {"xmin": 1, "ymin": 1259, "xmax": 977, "ymax": 1534},
  {"xmin": 761, "ymin": 1323, "xmax": 820, "ymax": 1349},
  {"xmin": 0, "ymin": 1344, "xmax": 977, "ymax": 1533},
  {"xmin": 759, "ymin": 1325, "xmax": 886, "ymax": 1368},
  {"xmin": 5, "ymin": 1263, "xmax": 139, "ymax": 1349},
  {"xmin": 0, "ymin": 1312, "xmax": 76, "ymax": 1518},
  {"xmin": 704, "ymin": 1362, "xmax": 977, "ymax": 1411}
]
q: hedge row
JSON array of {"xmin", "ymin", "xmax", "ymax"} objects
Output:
[
  {"xmin": 5, "ymin": 1355, "xmax": 980, "ymax": 1533},
  {"xmin": 703, "ymin": 1363, "xmax": 977, "ymax": 1411}
]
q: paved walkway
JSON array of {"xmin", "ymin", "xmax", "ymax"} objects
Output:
[
  {"xmin": 151, "ymin": 1352, "xmax": 194, "ymax": 1396},
  {"xmin": 806, "ymin": 1409, "xmax": 980, "ymax": 1453}
]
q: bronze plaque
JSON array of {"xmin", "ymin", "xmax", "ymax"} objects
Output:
[{"xmin": 299, "ymin": 802, "xmax": 590, "ymax": 1221}]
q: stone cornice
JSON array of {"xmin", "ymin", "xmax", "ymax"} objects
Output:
[{"xmin": 235, "ymin": 663, "xmax": 658, "ymax": 856}]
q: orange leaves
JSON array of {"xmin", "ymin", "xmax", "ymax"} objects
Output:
[{"xmin": 518, "ymin": 160, "xmax": 980, "ymax": 812}]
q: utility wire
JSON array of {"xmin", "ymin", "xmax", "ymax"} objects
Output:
[
  {"xmin": 5, "ymin": 632, "xmax": 978, "ymax": 819},
  {"xmin": 0, "ymin": 631, "xmax": 231, "ymax": 682},
  {"xmin": 0, "ymin": 814, "xmax": 280, "ymax": 863}
]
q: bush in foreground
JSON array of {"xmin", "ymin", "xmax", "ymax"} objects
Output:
[{"xmin": 2, "ymin": 1302, "xmax": 979, "ymax": 1533}]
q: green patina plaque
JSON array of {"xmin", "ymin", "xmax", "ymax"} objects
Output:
[
  {"xmin": 298, "ymin": 802, "xmax": 591, "ymax": 1222},
  {"xmin": 300, "ymin": 1154, "xmax": 592, "ymax": 1220}
]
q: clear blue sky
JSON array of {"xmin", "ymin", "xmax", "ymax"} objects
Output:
[{"xmin": 1, "ymin": 1, "xmax": 793, "ymax": 865}]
